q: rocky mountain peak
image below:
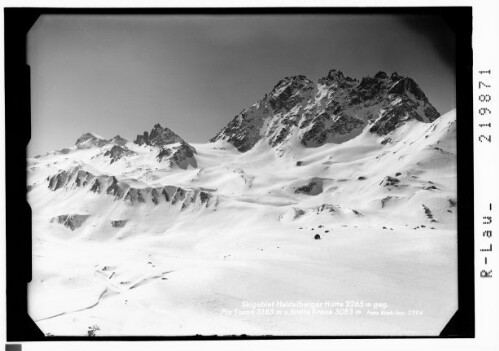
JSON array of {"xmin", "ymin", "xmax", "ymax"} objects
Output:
[
  {"xmin": 387, "ymin": 77, "xmax": 427, "ymax": 102},
  {"xmin": 326, "ymin": 68, "xmax": 357, "ymax": 82},
  {"xmin": 319, "ymin": 69, "xmax": 357, "ymax": 87},
  {"xmin": 132, "ymin": 124, "xmax": 198, "ymax": 169},
  {"xmin": 268, "ymin": 75, "xmax": 315, "ymax": 112},
  {"xmin": 103, "ymin": 145, "xmax": 136, "ymax": 164},
  {"xmin": 390, "ymin": 72, "xmax": 401, "ymax": 80},
  {"xmin": 271, "ymin": 75, "xmax": 312, "ymax": 88},
  {"xmin": 75, "ymin": 132, "xmax": 103, "ymax": 145},
  {"xmin": 374, "ymin": 71, "xmax": 388, "ymax": 80},
  {"xmin": 211, "ymin": 68, "xmax": 442, "ymax": 152},
  {"xmin": 134, "ymin": 123, "xmax": 184, "ymax": 147},
  {"xmin": 269, "ymin": 75, "xmax": 313, "ymax": 96},
  {"xmin": 75, "ymin": 132, "xmax": 108, "ymax": 149},
  {"xmin": 109, "ymin": 135, "xmax": 128, "ymax": 146},
  {"xmin": 328, "ymin": 69, "xmax": 344, "ymax": 79},
  {"xmin": 156, "ymin": 141, "xmax": 197, "ymax": 169}
]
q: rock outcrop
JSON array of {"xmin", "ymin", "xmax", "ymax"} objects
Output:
[
  {"xmin": 75, "ymin": 133, "xmax": 128, "ymax": 150},
  {"xmin": 294, "ymin": 178, "xmax": 323, "ymax": 195},
  {"xmin": 104, "ymin": 145, "xmax": 137, "ymax": 164},
  {"xmin": 47, "ymin": 166, "xmax": 214, "ymax": 210},
  {"xmin": 109, "ymin": 135, "xmax": 128, "ymax": 146},
  {"xmin": 134, "ymin": 123, "xmax": 184, "ymax": 147},
  {"xmin": 210, "ymin": 69, "xmax": 440, "ymax": 152},
  {"xmin": 75, "ymin": 133, "xmax": 108, "ymax": 149},
  {"xmin": 134, "ymin": 124, "xmax": 198, "ymax": 169},
  {"xmin": 50, "ymin": 214, "xmax": 90, "ymax": 231}
]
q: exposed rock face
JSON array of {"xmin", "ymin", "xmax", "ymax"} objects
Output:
[
  {"xmin": 156, "ymin": 142, "xmax": 197, "ymax": 169},
  {"xmin": 111, "ymin": 220, "xmax": 128, "ymax": 228},
  {"xmin": 268, "ymin": 75, "xmax": 315, "ymax": 112},
  {"xmin": 381, "ymin": 196, "xmax": 393, "ymax": 208},
  {"xmin": 291, "ymin": 207, "xmax": 306, "ymax": 219},
  {"xmin": 58, "ymin": 148, "xmax": 72, "ymax": 155},
  {"xmin": 134, "ymin": 123, "xmax": 184, "ymax": 147},
  {"xmin": 281, "ymin": 202, "xmax": 366, "ymax": 223},
  {"xmin": 72, "ymin": 124, "xmax": 197, "ymax": 169},
  {"xmin": 75, "ymin": 133, "xmax": 128, "ymax": 151},
  {"xmin": 294, "ymin": 178, "xmax": 323, "ymax": 195},
  {"xmin": 133, "ymin": 124, "xmax": 198, "ymax": 169},
  {"xmin": 314, "ymin": 204, "xmax": 338, "ymax": 214},
  {"xmin": 50, "ymin": 214, "xmax": 90, "ymax": 231},
  {"xmin": 168, "ymin": 142, "xmax": 197, "ymax": 169},
  {"xmin": 109, "ymin": 135, "xmax": 128, "ymax": 146},
  {"xmin": 211, "ymin": 69, "xmax": 440, "ymax": 152},
  {"xmin": 48, "ymin": 167, "xmax": 97, "ymax": 191},
  {"xmin": 380, "ymin": 176, "xmax": 400, "ymax": 188},
  {"xmin": 47, "ymin": 166, "xmax": 214, "ymax": 210},
  {"xmin": 48, "ymin": 170, "xmax": 70, "ymax": 191},
  {"xmin": 75, "ymin": 133, "xmax": 108, "ymax": 149},
  {"xmin": 104, "ymin": 145, "xmax": 137, "ymax": 164}
]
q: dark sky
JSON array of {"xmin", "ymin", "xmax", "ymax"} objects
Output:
[{"xmin": 28, "ymin": 14, "xmax": 455, "ymax": 155}]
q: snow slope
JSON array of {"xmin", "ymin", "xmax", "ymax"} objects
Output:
[{"xmin": 27, "ymin": 108, "xmax": 457, "ymax": 336}]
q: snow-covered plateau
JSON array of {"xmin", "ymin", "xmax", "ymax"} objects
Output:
[{"xmin": 27, "ymin": 70, "xmax": 457, "ymax": 336}]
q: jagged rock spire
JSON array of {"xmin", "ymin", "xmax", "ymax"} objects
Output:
[{"xmin": 134, "ymin": 123, "xmax": 184, "ymax": 147}]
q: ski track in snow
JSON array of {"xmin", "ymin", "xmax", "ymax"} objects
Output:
[{"xmin": 34, "ymin": 270, "xmax": 175, "ymax": 323}]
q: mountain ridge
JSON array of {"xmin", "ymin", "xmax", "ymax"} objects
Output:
[{"xmin": 210, "ymin": 69, "xmax": 440, "ymax": 152}]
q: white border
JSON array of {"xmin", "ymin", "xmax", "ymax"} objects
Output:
[{"xmin": 2, "ymin": 1, "xmax": 499, "ymax": 350}]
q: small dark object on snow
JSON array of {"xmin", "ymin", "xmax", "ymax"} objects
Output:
[
  {"xmin": 314, "ymin": 234, "xmax": 321, "ymax": 240},
  {"xmin": 395, "ymin": 172, "xmax": 402, "ymax": 176},
  {"xmin": 88, "ymin": 325, "xmax": 100, "ymax": 337}
]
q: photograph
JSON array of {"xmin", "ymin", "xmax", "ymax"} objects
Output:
[{"xmin": 24, "ymin": 11, "xmax": 460, "ymax": 336}]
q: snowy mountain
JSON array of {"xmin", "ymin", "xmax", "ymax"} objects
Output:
[
  {"xmin": 27, "ymin": 70, "xmax": 457, "ymax": 337},
  {"xmin": 210, "ymin": 70, "xmax": 440, "ymax": 152}
]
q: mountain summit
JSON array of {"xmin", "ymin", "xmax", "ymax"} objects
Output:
[
  {"xmin": 134, "ymin": 123, "xmax": 185, "ymax": 147},
  {"xmin": 70, "ymin": 124, "xmax": 197, "ymax": 169},
  {"xmin": 134, "ymin": 124, "xmax": 197, "ymax": 169},
  {"xmin": 210, "ymin": 70, "xmax": 440, "ymax": 152}
]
